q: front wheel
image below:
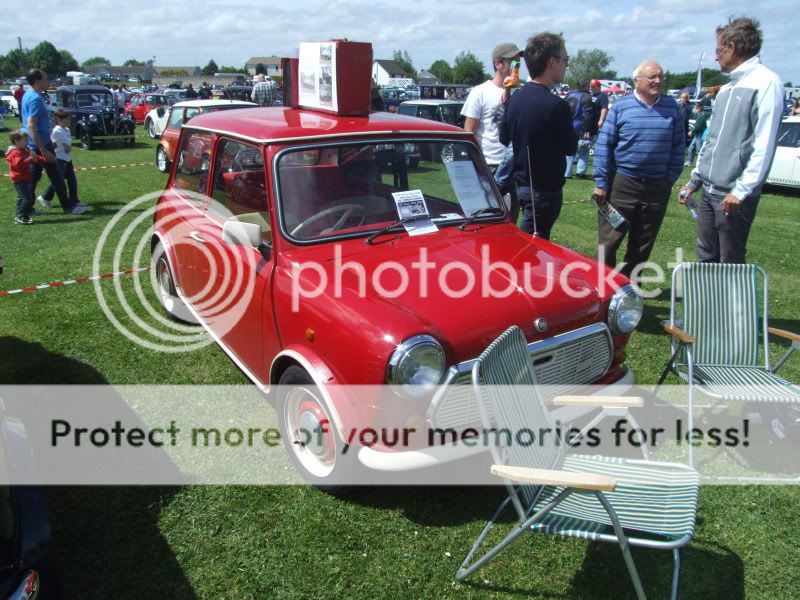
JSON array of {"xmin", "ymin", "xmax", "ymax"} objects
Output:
[
  {"xmin": 152, "ymin": 242, "xmax": 197, "ymax": 323},
  {"xmin": 277, "ymin": 366, "xmax": 356, "ymax": 490},
  {"xmin": 156, "ymin": 145, "xmax": 170, "ymax": 172},
  {"xmin": 81, "ymin": 132, "xmax": 93, "ymax": 151}
]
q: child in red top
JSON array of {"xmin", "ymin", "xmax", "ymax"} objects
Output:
[{"xmin": 6, "ymin": 130, "xmax": 46, "ymax": 224}]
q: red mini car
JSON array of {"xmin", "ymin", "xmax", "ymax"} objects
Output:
[
  {"xmin": 152, "ymin": 107, "xmax": 642, "ymax": 485},
  {"xmin": 124, "ymin": 93, "xmax": 169, "ymax": 124}
]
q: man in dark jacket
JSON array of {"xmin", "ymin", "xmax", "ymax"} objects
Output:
[
  {"xmin": 500, "ymin": 32, "xmax": 577, "ymax": 239},
  {"xmin": 564, "ymin": 80, "xmax": 596, "ymax": 179}
]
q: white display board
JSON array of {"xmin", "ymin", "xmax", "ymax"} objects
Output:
[{"xmin": 298, "ymin": 42, "xmax": 338, "ymax": 112}]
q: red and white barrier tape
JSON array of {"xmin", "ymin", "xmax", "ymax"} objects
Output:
[
  {"xmin": 2, "ymin": 162, "xmax": 152, "ymax": 178},
  {"xmin": 0, "ymin": 266, "xmax": 151, "ymax": 297}
]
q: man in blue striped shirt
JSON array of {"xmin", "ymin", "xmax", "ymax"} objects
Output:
[{"xmin": 592, "ymin": 60, "xmax": 685, "ymax": 281}]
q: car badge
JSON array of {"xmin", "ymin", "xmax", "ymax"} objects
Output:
[{"xmin": 534, "ymin": 318, "xmax": 548, "ymax": 333}]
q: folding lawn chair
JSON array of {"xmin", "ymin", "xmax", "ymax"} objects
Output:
[
  {"xmin": 658, "ymin": 262, "xmax": 800, "ymax": 466},
  {"xmin": 456, "ymin": 326, "xmax": 700, "ymax": 600}
]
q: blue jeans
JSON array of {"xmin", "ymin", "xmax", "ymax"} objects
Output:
[
  {"xmin": 494, "ymin": 145, "xmax": 514, "ymax": 186},
  {"xmin": 686, "ymin": 136, "xmax": 703, "ymax": 165},
  {"xmin": 14, "ymin": 181, "xmax": 34, "ymax": 219},
  {"xmin": 516, "ymin": 185, "xmax": 562, "ymax": 240},
  {"xmin": 565, "ymin": 138, "xmax": 592, "ymax": 177}
]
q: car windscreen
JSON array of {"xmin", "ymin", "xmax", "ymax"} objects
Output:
[
  {"xmin": 276, "ymin": 140, "xmax": 504, "ymax": 242},
  {"xmin": 75, "ymin": 92, "xmax": 113, "ymax": 108},
  {"xmin": 439, "ymin": 104, "xmax": 464, "ymax": 125},
  {"xmin": 776, "ymin": 123, "xmax": 800, "ymax": 148}
]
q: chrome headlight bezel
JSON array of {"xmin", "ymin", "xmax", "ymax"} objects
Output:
[
  {"xmin": 89, "ymin": 114, "xmax": 98, "ymax": 123},
  {"xmin": 607, "ymin": 284, "xmax": 643, "ymax": 334},
  {"xmin": 387, "ymin": 335, "xmax": 446, "ymax": 396}
]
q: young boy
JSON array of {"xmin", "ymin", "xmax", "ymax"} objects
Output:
[
  {"xmin": 38, "ymin": 109, "xmax": 85, "ymax": 210},
  {"xmin": 5, "ymin": 130, "xmax": 46, "ymax": 224}
]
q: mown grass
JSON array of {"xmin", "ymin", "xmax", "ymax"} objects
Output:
[{"xmin": 1, "ymin": 112, "xmax": 799, "ymax": 599}]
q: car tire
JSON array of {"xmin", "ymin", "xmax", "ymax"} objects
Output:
[
  {"xmin": 152, "ymin": 242, "xmax": 197, "ymax": 324},
  {"xmin": 277, "ymin": 365, "xmax": 356, "ymax": 491},
  {"xmin": 156, "ymin": 146, "xmax": 170, "ymax": 172},
  {"xmin": 146, "ymin": 118, "xmax": 158, "ymax": 139},
  {"xmin": 80, "ymin": 132, "xmax": 93, "ymax": 151}
]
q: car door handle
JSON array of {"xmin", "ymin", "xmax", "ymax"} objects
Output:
[{"xmin": 189, "ymin": 231, "xmax": 206, "ymax": 244}]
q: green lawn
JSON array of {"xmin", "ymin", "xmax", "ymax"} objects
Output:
[{"xmin": 1, "ymin": 113, "xmax": 799, "ymax": 599}]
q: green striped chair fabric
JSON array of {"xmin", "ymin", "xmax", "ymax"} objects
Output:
[
  {"xmin": 458, "ymin": 326, "xmax": 700, "ymax": 598},
  {"xmin": 671, "ymin": 263, "xmax": 800, "ymax": 403}
]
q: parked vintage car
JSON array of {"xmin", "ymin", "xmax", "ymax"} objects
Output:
[
  {"xmin": 220, "ymin": 85, "xmax": 255, "ymax": 102},
  {"xmin": 151, "ymin": 107, "xmax": 642, "ymax": 485},
  {"xmin": 0, "ymin": 89, "xmax": 19, "ymax": 117},
  {"xmin": 766, "ymin": 116, "xmax": 800, "ymax": 189},
  {"xmin": 399, "ymin": 99, "xmax": 466, "ymax": 127},
  {"xmin": 152, "ymin": 99, "xmax": 256, "ymax": 171},
  {"xmin": 124, "ymin": 93, "xmax": 169, "ymax": 124},
  {"xmin": 48, "ymin": 85, "xmax": 135, "ymax": 150}
]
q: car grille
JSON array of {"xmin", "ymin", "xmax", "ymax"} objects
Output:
[
  {"xmin": 427, "ymin": 323, "xmax": 613, "ymax": 430},
  {"xmin": 102, "ymin": 112, "xmax": 116, "ymax": 134}
]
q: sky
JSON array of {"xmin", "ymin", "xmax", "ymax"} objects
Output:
[{"xmin": 3, "ymin": 0, "xmax": 797, "ymax": 86}]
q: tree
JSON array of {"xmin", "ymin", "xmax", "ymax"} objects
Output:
[
  {"xmin": 428, "ymin": 59, "xmax": 453, "ymax": 84},
  {"xmin": 392, "ymin": 50, "xmax": 416, "ymax": 78},
  {"xmin": 664, "ymin": 68, "xmax": 726, "ymax": 91},
  {"xmin": 81, "ymin": 56, "xmax": 111, "ymax": 69},
  {"xmin": 564, "ymin": 49, "xmax": 616, "ymax": 89},
  {"xmin": 28, "ymin": 41, "xmax": 62, "ymax": 75},
  {"xmin": 219, "ymin": 65, "xmax": 246, "ymax": 74},
  {"xmin": 202, "ymin": 59, "xmax": 219, "ymax": 76},
  {"xmin": 59, "ymin": 50, "xmax": 79, "ymax": 72},
  {"xmin": 452, "ymin": 51, "xmax": 486, "ymax": 85},
  {"xmin": 123, "ymin": 59, "xmax": 146, "ymax": 67},
  {"xmin": 0, "ymin": 49, "xmax": 30, "ymax": 78},
  {"xmin": 255, "ymin": 63, "xmax": 267, "ymax": 75}
]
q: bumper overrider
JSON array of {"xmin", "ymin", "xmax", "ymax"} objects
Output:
[{"xmin": 359, "ymin": 322, "xmax": 635, "ymax": 472}]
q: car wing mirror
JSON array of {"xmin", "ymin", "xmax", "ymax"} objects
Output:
[
  {"xmin": 222, "ymin": 219, "xmax": 262, "ymax": 248},
  {"xmin": 157, "ymin": 107, "xmax": 166, "ymax": 117}
]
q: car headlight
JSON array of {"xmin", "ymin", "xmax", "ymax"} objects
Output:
[
  {"xmin": 387, "ymin": 335, "xmax": 445, "ymax": 395},
  {"xmin": 89, "ymin": 114, "xmax": 98, "ymax": 123},
  {"xmin": 607, "ymin": 285, "xmax": 643, "ymax": 334}
]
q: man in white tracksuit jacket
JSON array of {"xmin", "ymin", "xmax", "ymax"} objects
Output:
[{"xmin": 679, "ymin": 17, "xmax": 783, "ymax": 263}]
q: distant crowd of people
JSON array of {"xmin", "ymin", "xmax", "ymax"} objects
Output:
[{"xmin": 461, "ymin": 15, "xmax": 784, "ymax": 274}]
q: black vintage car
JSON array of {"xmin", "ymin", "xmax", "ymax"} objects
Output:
[
  {"xmin": 220, "ymin": 85, "xmax": 253, "ymax": 102},
  {"xmin": 49, "ymin": 85, "xmax": 135, "ymax": 150}
]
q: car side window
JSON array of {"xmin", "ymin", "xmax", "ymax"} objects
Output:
[
  {"xmin": 210, "ymin": 139, "xmax": 270, "ymax": 240},
  {"xmin": 173, "ymin": 130, "xmax": 214, "ymax": 203},
  {"xmin": 776, "ymin": 124, "xmax": 800, "ymax": 148},
  {"xmin": 168, "ymin": 108, "xmax": 184, "ymax": 129},
  {"xmin": 185, "ymin": 108, "xmax": 201, "ymax": 123}
]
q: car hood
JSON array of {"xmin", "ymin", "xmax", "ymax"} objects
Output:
[{"xmin": 280, "ymin": 226, "xmax": 607, "ymax": 363}]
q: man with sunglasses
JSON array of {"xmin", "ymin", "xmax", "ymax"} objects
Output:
[
  {"xmin": 678, "ymin": 17, "xmax": 783, "ymax": 264},
  {"xmin": 499, "ymin": 33, "xmax": 576, "ymax": 239}
]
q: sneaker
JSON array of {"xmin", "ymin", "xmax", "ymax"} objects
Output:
[
  {"xmin": 68, "ymin": 204, "xmax": 88, "ymax": 215},
  {"xmin": 683, "ymin": 161, "xmax": 691, "ymax": 167},
  {"xmin": 37, "ymin": 195, "xmax": 52, "ymax": 209},
  {"xmin": 14, "ymin": 216, "xmax": 33, "ymax": 225}
]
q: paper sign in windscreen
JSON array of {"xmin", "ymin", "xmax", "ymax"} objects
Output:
[
  {"xmin": 392, "ymin": 190, "xmax": 438, "ymax": 236},
  {"xmin": 445, "ymin": 160, "xmax": 489, "ymax": 216}
]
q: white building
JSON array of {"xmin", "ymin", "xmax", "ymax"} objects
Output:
[{"xmin": 372, "ymin": 60, "xmax": 412, "ymax": 87}]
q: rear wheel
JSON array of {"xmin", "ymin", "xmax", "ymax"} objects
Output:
[
  {"xmin": 146, "ymin": 118, "xmax": 158, "ymax": 139},
  {"xmin": 277, "ymin": 366, "xmax": 356, "ymax": 489},
  {"xmin": 156, "ymin": 146, "xmax": 170, "ymax": 172}
]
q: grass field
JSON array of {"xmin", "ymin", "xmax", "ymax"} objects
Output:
[{"xmin": 1, "ymin": 113, "xmax": 799, "ymax": 599}]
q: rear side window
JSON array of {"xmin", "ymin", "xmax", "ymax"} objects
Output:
[
  {"xmin": 173, "ymin": 130, "xmax": 214, "ymax": 203},
  {"xmin": 210, "ymin": 139, "xmax": 270, "ymax": 239},
  {"xmin": 168, "ymin": 108, "xmax": 184, "ymax": 128}
]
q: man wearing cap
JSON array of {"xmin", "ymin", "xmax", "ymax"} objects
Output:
[
  {"xmin": 461, "ymin": 43, "xmax": 521, "ymax": 175},
  {"xmin": 590, "ymin": 79, "xmax": 609, "ymax": 130}
]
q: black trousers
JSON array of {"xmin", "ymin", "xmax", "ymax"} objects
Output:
[
  {"xmin": 697, "ymin": 189, "xmax": 759, "ymax": 264},
  {"xmin": 516, "ymin": 185, "xmax": 562, "ymax": 240},
  {"xmin": 597, "ymin": 173, "xmax": 671, "ymax": 280}
]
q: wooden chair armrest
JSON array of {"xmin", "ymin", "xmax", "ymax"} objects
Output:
[
  {"xmin": 548, "ymin": 395, "xmax": 644, "ymax": 408},
  {"xmin": 491, "ymin": 465, "xmax": 617, "ymax": 492},
  {"xmin": 662, "ymin": 323, "xmax": 695, "ymax": 344},
  {"xmin": 768, "ymin": 327, "xmax": 800, "ymax": 343}
]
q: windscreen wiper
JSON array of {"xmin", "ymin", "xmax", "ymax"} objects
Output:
[
  {"xmin": 459, "ymin": 207, "xmax": 505, "ymax": 231},
  {"xmin": 365, "ymin": 214, "xmax": 431, "ymax": 245}
]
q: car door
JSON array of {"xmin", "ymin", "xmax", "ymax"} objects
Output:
[
  {"xmin": 194, "ymin": 137, "xmax": 278, "ymax": 380},
  {"xmin": 164, "ymin": 128, "xmax": 215, "ymax": 302}
]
